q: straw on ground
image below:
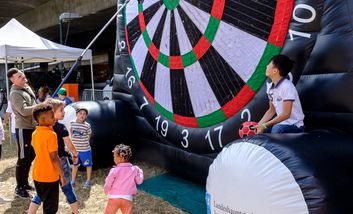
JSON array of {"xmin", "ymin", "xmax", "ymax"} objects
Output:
[{"xmin": 0, "ymin": 130, "xmax": 187, "ymax": 213}]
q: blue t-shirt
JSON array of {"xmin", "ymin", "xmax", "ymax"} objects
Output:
[
  {"xmin": 54, "ymin": 96, "xmax": 73, "ymax": 106},
  {"xmin": 53, "ymin": 122, "xmax": 70, "ymax": 157},
  {"xmin": 62, "ymin": 97, "xmax": 72, "ymax": 106}
]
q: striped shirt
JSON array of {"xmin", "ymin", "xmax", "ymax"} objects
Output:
[{"xmin": 70, "ymin": 120, "xmax": 92, "ymax": 152}]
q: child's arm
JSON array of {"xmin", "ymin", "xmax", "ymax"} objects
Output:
[
  {"xmin": 134, "ymin": 166, "xmax": 144, "ymax": 185},
  {"xmin": 63, "ymin": 136, "xmax": 78, "ymax": 164},
  {"xmin": 104, "ymin": 168, "xmax": 117, "ymax": 194},
  {"xmin": 263, "ymin": 101, "xmax": 293, "ymax": 127},
  {"xmin": 256, "ymin": 101, "xmax": 276, "ymax": 134},
  {"xmin": 49, "ymin": 151, "xmax": 67, "ymax": 187},
  {"xmin": 87, "ymin": 124, "xmax": 92, "ymax": 141},
  {"xmin": 258, "ymin": 101, "xmax": 276, "ymax": 125},
  {"xmin": 2, "ymin": 112, "xmax": 10, "ymax": 128}
]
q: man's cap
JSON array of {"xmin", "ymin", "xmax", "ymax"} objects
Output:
[
  {"xmin": 76, "ymin": 106, "xmax": 88, "ymax": 114},
  {"xmin": 57, "ymin": 88, "xmax": 67, "ymax": 95}
]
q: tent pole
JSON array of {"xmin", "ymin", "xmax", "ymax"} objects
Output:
[
  {"xmin": 52, "ymin": 0, "xmax": 131, "ymax": 97},
  {"xmin": 5, "ymin": 53, "xmax": 11, "ymax": 142},
  {"xmin": 90, "ymin": 58, "xmax": 95, "ymax": 100},
  {"xmin": 5, "ymin": 52, "xmax": 9, "ymax": 104}
]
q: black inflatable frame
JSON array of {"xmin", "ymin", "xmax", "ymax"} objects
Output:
[{"xmin": 76, "ymin": 0, "xmax": 353, "ymax": 212}]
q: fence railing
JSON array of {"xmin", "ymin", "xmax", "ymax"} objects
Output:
[{"xmin": 82, "ymin": 89, "xmax": 104, "ymax": 101}]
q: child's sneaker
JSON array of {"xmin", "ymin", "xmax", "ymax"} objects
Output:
[{"xmin": 83, "ymin": 180, "xmax": 91, "ymax": 189}]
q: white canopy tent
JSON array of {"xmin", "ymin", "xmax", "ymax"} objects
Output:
[{"xmin": 0, "ymin": 18, "xmax": 95, "ymax": 100}]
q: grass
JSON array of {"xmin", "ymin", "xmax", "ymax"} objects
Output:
[{"xmin": 0, "ymin": 130, "xmax": 187, "ymax": 214}]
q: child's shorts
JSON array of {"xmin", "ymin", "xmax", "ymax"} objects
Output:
[{"xmin": 77, "ymin": 150, "xmax": 93, "ymax": 167}]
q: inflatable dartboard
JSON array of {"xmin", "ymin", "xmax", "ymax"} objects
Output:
[{"xmin": 116, "ymin": 0, "xmax": 294, "ymax": 153}]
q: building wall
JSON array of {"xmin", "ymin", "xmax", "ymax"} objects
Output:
[{"xmin": 17, "ymin": 0, "xmax": 116, "ymax": 32}]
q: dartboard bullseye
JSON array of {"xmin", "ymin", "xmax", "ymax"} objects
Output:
[
  {"xmin": 136, "ymin": 0, "xmax": 224, "ymax": 70},
  {"xmin": 117, "ymin": 0, "xmax": 294, "ymax": 152}
]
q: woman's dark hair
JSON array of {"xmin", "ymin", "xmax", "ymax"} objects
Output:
[
  {"xmin": 32, "ymin": 103, "xmax": 53, "ymax": 123},
  {"xmin": 270, "ymin": 55, "xmax": 294, "ymax": 77}
]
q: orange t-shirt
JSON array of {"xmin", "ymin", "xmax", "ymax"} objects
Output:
[{"xmin": 32, "ymin": 126, "xmax": 59, "ymax": 182}]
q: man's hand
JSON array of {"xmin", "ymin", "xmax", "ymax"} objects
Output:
[{"xmin": 72, "ymin": 156, "xmax": 78, "ymax": 165}]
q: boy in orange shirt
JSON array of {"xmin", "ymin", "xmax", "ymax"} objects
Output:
[{"xmin": 31, "ymin": 103, "xmax": 66, "ymax": 213}]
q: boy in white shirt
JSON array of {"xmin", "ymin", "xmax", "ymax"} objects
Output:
[{"xmin": 256, "ymin": 55, "xmax": 304, "ymax": 134}]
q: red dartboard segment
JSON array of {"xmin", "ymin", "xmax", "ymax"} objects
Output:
[
  {"xmin": 149, "ymin": 43, "xmax": 159, "ymax": 61},
  {"xmin": 138, "ymin": 12, "xmax": 146, "ymax": 32},
  {"xmin": 174, "ymin": 114, "xmax": 199, "ymax": 128},
  {"xmin": 221, "ymin": 85, "xmax": 256, "ymax": 119},
  {"xmin": 125, "ymin": 26, "xmax": 131, "ymax": 54},
  {"xmin": 169, "ymin": 56, "xmax": 183, "ymax": 69},
  {"xmin": 267, "ymin": 0, "xmax": 294, "ymax": 47},
  {"xmin": 210, "ymin": 0, "xmax": 225, "ymax": 20},
  {"xmin": 193, "ymin": 36, "xmax": 211, "ymax": 60},
  {"xmin": 139, "ymin": 81, "xmax": 155, "ymax": 105}
]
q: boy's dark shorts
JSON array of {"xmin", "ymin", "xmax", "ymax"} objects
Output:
[{"xmin": 34, "ymin": 180, "xmax": 59, "ymax": 213}]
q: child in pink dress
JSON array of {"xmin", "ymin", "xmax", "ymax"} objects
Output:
[{"xmin": 104, "ymin": 144, "xmax": 144, "ymax": 214}]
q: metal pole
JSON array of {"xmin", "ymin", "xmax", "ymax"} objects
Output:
[
  {"xmin": 60, "ymin": 19, "xmax": 63, "ymax": 45},
  {"xmin": 5, "ymin": 53, "xmax": 11, "ymax": 143},
  {"xmin": 90, "ymin": 58, "xmax": 95, "ymax": 100},
  {"xmin": 52, "ymin": 0, "xmax": 131, "ymax": 98},
  {"xmin": 5, "ymin": 54, "xmax": 9, "ymax": 103}
]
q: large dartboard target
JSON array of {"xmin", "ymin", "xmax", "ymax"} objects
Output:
[{"xmin": 116, "ymin": 0, "xmax": 293, "ymax": 153}]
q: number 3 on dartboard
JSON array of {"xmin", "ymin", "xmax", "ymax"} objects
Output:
[
  {"xmin": 155, "ymin": 116, "xmax": 168, "ymax": 137},
  {"xmin": 181, "ymin": 130, "xmax": 189, "ymax": 148}
]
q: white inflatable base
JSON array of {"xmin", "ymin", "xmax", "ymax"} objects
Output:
[{"xmin": 206, "ymin": 142, "xmax": 308, "ymax": 214}]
